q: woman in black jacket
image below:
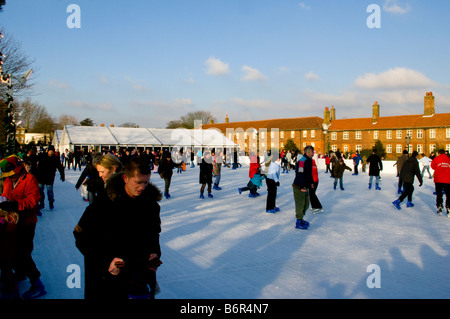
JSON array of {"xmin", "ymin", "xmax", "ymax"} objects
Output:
[{"xmin": 199, "ymin": 151, "xmax": 213, "ymax": 199}]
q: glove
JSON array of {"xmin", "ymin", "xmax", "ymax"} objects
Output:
[
  {"xmin": 276, "ymin": 182, "xmax": 280, "ymax": 187},
  {"xmin": 0, "ymin": 201, "xmax": 19, "ymax": 212}
]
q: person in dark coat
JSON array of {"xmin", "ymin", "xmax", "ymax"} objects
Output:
[
  {"xmin": 75, "ymin": 152, "xmax": 103, "ymax": 204},
  {"xmin": 74, "ymin": 157, "xmax": 162, "ymax": 299},
  {"xmin": 392, "ymin": 151, "xmax": 423, "ymax": 210},
  {"xmin": 36, "ymin": 148, "xmax": 65, "ymax": 210},
  {"xmin": 366, "ymin": 149, "xmax": 383, "ymax": 190},
  {"xmin": 158, "ymin": 150, "xmax": 176, "ymax": 199},
  {"xmin": 199, "ymin": 151, "xmax": 213, "ymax": 199}
]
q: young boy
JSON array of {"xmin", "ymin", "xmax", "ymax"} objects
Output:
[{"xmin": 333, "ymin": 159, "xmax": 352, "ymax": 190}]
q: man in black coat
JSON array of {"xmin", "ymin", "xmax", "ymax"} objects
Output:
[
  {"xmin": 36, "ymin": 148, "xmax": 65, "ymax": 210},
  {"xmin": 392, "ymin": 151, "xmax": 423, "ymax": 210},
  {"xmin": 74, "ymin": 157, "xmax": 162, "ymax": 299},
  {"xmin": 366, "ymin": 149, "xmax": 383, "ymax": 190}
]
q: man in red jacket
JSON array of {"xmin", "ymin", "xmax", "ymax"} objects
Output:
[
  {"xmin": 0, "ymin": 155, "xmax": 45, "ymax": 299},
  {"xmin": 431, "ymin": 149, "xmax": 450, "ymax": 215}
]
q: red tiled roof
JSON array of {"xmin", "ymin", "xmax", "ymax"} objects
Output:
[
  {"xmin": 328, "ymin": 113, "xmax": 450, "ymax": 131},
  {"xmin": 202, "ymin": 116, "xmax": 324, "ymax": 132}
]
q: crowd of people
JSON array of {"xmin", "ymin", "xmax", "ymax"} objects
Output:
[{"xmin": 1, "ymin": 143, "xmax": 449, "ymax": 299}]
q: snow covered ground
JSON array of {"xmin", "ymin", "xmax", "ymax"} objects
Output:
[{"xmin": 7, "ymin": 158, "xmax": 450, "ymax": 299}]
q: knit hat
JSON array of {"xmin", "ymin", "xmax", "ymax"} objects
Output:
[{"xmin": 0, "ymin": 155, "xmax": 23, "ymax": 178}]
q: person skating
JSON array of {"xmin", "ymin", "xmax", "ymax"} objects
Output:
[
  {"xmin": 309, "ymin": 156, "xmax": 323, "ymax": 213},
  {"xmin": 393, "ymin": 150, "xmax": 409, "ymax": 194},
  {"xmin": 392, "ymin": 151, "xmax": 423, "ymax": 210},
  {"xmin": 431, "ymin": 149, "xmax": 450, "ymax": 215},
  {"xmin": 0, "ymin": 155, "xmax": 45, "ymax": 299},
  {"xmin": 158, "ymin": 151, "xmax": 176, "ymax": 199},
  {"xmin": 333, "ymin": 158, "xmax": 352, "ymax": 191},
  {"xmin": 238, "ymin": 169, "xmax": 266, "ymax": 198},
  {"xmin": 366, "ymin": 149, "xmax": 383, "ymax": 190},
  {"xmin": 36, "ymin": 147, "xmax": 65, "ymax": 210},
  {"xmin": 199, "ymin": 151, "xmax": 214, "ymax": 199},
  {"xmin": 74, "ymin": 157, "xmax": 162, "ymax": 299},
  {"xmin": 292, "ymin": 145, "xmax": 315, "ymax": 230},
  {"xmin": 265, "ymin": 157, "xmax": 281, "ymax": 213}
]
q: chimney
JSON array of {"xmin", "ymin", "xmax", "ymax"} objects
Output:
[
  {"xmin": 209, "ymin": 116, "xmax": 214, "ymax": 124},
  {"xmin": 225, "ymin": 114, "xmax": 229, "ymax": 123},
  {"xmin": 372, "ymin": 101, "xmax": 380, "ymax": 124},
  {"xmin": 323, "ymin": 107, "xmax": 331, "ymax": 125},
  {"xmin": 330, "ymin": 105, "xmax": 336, "ymax": 121},
  {"xmin": 424, "ymin": 92, "xmax": 435, "ymax": 117}
]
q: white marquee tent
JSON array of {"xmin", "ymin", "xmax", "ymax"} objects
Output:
[{"xmin": 54, "ymin": 125, "xmax": 237, "ymax": 153}]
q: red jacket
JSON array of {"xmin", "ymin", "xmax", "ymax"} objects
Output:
[
  {"xmin": 431, "ymin": 154, "xmax": 450, "ymax": 184},
  {"xmin": 249, "ymin": 155, "xmax": 261, "ymax": 178},
  {"xmin": 2, "ymin": 169, "xmax": 41, "ymax": 225},
  {"xmin": 312, "ymin": 159, "xmax": 319, "ymax": 183}
]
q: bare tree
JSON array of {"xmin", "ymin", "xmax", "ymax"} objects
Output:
[
  {"xmin": 0, "ymin": 27, "xmax": 36, "ymax": 96},
  {"xmin": 13, "ymin": 98, "xmax": 55, "ymax": 133},
  {"xmin": 57, "ymin": 114, "xmax": 78, "ymax": 129}
]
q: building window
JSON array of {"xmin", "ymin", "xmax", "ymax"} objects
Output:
[
  {"xmin": 331, "ymin": 145, "xmax": 337, "ymax": 152},
  {"xmin": 417, "ymin": 144, "xmax": 423, "ymax": 154},
  {"xmin": 311, "ymin": 142, "xmax": 315, "ymax": 147},
  {"xmin": 396, "ymin": 130, "xmax": 402, "ymax": 139},
  {"xmin": 280, "ymin": 131, "xmax": 284, "ymax": 138},
  {"xmin": 292, "ymin": 131, "xmax": 296, "ymax": 138},
  {"xmin": 430, "ymin": 144, "xmax": 436, "ymax": 153},
  {"xmin": 343, "ymin": 132, "xmax": 349, "ymax": 140},
  {"xmin": 356, "ymin": 131, "xmax": 362, "ymax": 140},
  {"xmin": 331, "ymin": 132, "xmax": 337, "ymax": 140},
  {"xmin": 446, "ymin": 144, "xmax": 450, "ymax": 152},
  {"xmin": 374, "ymin": 131, "xmax": 379, "ymax": 139},
  {"xmin": 429, "ymin": 129, "xmax": 436, "ymax": 138},
  {"xmin": 311, "ymin": 130, "xmax": 315, "ymax": 138},
  {"xmin": 447, "ymin": 128, "xmax": 450, "ymax": 138},
  {"xmin": 356, "ymin": 145, "xmax": 362, "ymax": 151},
  {"xmin": 396, "ymin": 144, "xmax": 402, "ymax": 153},
  {"xmin": 302, "ymin": 130, "xmax": 307, "ymax": 138},
  {"xmin": 303, "ymin": 142, "xmax": 307, "ymax": 147},
  {"xmin": 406, "ymin": 130, "xmax": 412, "ymax": 137},
  {"xmin": 387, "ymin": 130, "xmax": 392, "ymax": 139},
  {"xmin": 417, "ymin": 129, "xmax": 423, "ymax": 139},
  {"xmin": 343, "ymin": 145, "xmax": 349, "ymax": 152},
  {"xmin": 386, "ymin": 145, "xmax": 392, "ymax": 153}
]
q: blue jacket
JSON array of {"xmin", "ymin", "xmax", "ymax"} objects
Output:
[
  {"xmin": 292, "ymin": 154, "xmax": 313, "ymax": 189},
  {"xmin": 250, "ymin": 173, "xmax": 265, "ymax": 188}
]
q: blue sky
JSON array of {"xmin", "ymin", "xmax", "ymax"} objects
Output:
[{"xmin": 1, "ymin": 0, "xmax": 449, "ymax": 128}]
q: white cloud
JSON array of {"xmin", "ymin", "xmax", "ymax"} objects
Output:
[
  {"xmin": 305, "ymin": 71, "xmax": 320, "ymax": 82},
  {"xmin": 48, "ymin": 79, "xmax": 70, "ymax": 89},
  {"xmin": 298, "ymin": 2, "xmax": 310, "ymax": 10},
  {"xmin": 383, "ymin": 0, "xmax": 411, "ymax": 14},
  {"xmin": 231, "ymin": 98, "xmax": 272, "ymax": 109},
  {"xmin": 65, "ymin": 101, "xmax": 114, "ymax": 111},
  {"xmin": 241, "ymin": 65, "xmax": 267, "ymax": 81},
  {"xmin": 205, "ymin": 57, "xmax": 230, "ymax": 75},
  {"xmin": 354, "ymin": 67, "xmax": 436, "ymax": 90}
]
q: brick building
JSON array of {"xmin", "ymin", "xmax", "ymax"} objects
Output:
[
  {"xmin": 326, "ymin": 92, "xmax": 450, "ymax": 159},
  {"xmin": 202, "ymin": 92, "xmax": 450, "ymax": 159}
]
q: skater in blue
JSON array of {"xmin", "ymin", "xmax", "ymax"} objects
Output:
[
  {"xmin": 366, "ymin": 149, "xmax": 383, "ymax": 190},
  {"xmin": 238, "ymin": 169, "xmax": 266, "ymax": 197},
  {"xmin": 392, "ymin": 151, "xmax": 423, "ymax": 210}
]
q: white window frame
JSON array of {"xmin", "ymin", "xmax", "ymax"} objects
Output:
[
  {"xmin": 396, "ymin": 130, "xmax": 402, "ymax": 139},
  {"xmin": 429, "ymin": 129, "xmax": 436, "ymax": 138},
  {"xmin": 355, "ymin": 131, "xmax": 362, "ymax": 140},
  {"xmin": 417, "ymin": 129, "xmax": 423, "ymax": 139},
  {"xmin": 386, "ymin": 144, "xmax": 392, "ymax": 153},
  {"xmin": 386, "ymin": 130, "xmax": 392, "ymax": 139},
  {"xmin": 343, "ymin": 132, "xmax": 349, "ymax": 140}
]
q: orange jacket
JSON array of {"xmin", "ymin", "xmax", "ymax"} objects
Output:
[{"xmin": 2, "ymin": 168, "xmax": 41, "ymax": 225}]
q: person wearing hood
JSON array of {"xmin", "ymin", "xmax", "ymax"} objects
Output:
[
  {"xmin": 74, "ymin": 156, "xmax": 162, "ymax": 299},
  {"xmin": 0, "ymin": 155, "xmax": 45, "ymax": 299}
]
